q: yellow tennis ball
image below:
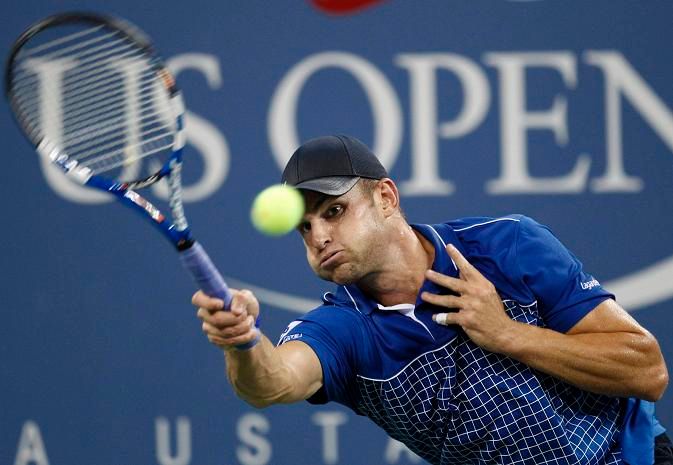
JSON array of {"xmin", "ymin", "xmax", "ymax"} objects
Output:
[{"xmin": 250, "ymin": 184, "xmax": 305, "ymax": 236}]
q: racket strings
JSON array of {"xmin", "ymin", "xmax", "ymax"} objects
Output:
[
  {"xmin": 9, "ymin": 22, "xmax": 178, "ymax": 178},
  {"xmin": 85, "ymin": 138, "xmax": 175, "ymax": 174},
  {"xmin": 73, "ymin": 125, "xmax": 174, "ymax": 164},
  {"xmin": 10, "ymin": 32, "xmax": 135, "ymax": 94},
  {"xmin": 12, "ymin": 40, "xmax": 153, "ymax": 118},
  {"xmin": 60, "ymin": 77, "xmax": 164, "ymax": 131},
  {"xmin": 16, "ymin": 86, "xmax": 168, "ymax": 151},
  {"xmin": 14, "ymin": 66, "xmax": 157, "ymax": 126},
  {"xmin": 63, "ymin": 102, "xmax": 171, "ymax": 150},
  {"xmin": 21, "ymin": 40, "xmax": 147, "ymax": 97},
  {"xmin": 18, "ymin": 24, "xmax": 106, "ymax": 58}
]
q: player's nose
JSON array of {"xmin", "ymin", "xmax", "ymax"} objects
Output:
[{"xmin": 307, "ymin": 219, "xmax": 332, "ymax": 251}]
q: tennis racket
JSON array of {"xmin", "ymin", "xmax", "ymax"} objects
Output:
[{"xmin": 5, "ymin": 12, "xmax": 259, "ymax": 349}]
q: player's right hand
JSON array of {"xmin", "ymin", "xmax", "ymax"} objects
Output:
[{"xmin": 193, "ymin": 289, "xmax": 260, "ymax": 350}]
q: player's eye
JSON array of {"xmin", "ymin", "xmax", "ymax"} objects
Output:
[
  {"xmin": 298, "ymin": 221, "xmax": 311, "ymax": 234},
  {"xmin": 326, "ymin": 205, "xmax": 343, "ymax": 218}
]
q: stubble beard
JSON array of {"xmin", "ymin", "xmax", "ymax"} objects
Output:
[
  {"xmin": 323, "ymin": 243, "xmax": 381, "ymax": 286},
  {"xmin": 327, "ymin": 263, "xmax": 362, "ymax": 285}
]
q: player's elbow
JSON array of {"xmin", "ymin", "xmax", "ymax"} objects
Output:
[
  {"xmin": 238, "ymin": 390, "xmax": 300, "ymax": 409},
  {"xmin": 641, "ymin": 363, "xmax": 669, "ymax": 402},
  {"xmin": 241, "ymin": 395, "xmax": 276, "ymax": 409},
  {"xmin": 635, "ymin": 335, "xmax": 669, "ymax": 402},
  {"xmin": 231, "ymin": 379, "xmax": 298, "ymax": 409},
  {"xmin": 233, "ymin": 386, "xmax": 281, "ymax": 409}
]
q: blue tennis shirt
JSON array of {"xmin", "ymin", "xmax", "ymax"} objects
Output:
[{"xmin": 278, "ymin": 215, "xmax": 663, "ymax": 465}]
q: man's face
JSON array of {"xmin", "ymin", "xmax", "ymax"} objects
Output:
[{"xmin": 298, "ymin": 181, "xmax": 385, "ymax": 285}]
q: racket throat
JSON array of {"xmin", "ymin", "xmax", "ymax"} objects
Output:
[
  {"xmin": 167, "ymin": 157, "xmax": 189, "ymax": 231},
  {"xmin": 176, "ymin": 238, "xmax": 195, "ymax": 251}
]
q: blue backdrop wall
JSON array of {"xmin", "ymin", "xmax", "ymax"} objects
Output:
[{"xmin": 1, "ymin": 1, "xmax": 672, "ymax": 464}]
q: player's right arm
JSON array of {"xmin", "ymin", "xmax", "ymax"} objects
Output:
[{"xmin": 193, "ymin": 290, "xmax": 323, "ymax": 408}]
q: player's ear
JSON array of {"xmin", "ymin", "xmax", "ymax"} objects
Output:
[{"xmin": 377, "ymin": 178, "xmax": 400, "ymax": 218}]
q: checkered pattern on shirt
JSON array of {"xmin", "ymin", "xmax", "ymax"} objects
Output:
[{"xmin": 355, "ymin": 301, "xmax": 623, "ymax": 465}]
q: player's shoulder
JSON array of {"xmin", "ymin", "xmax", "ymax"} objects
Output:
[
  {"xmin": 298, "ymin": 290, "xmax": 368, "ymax": 324},
  {"xmin": 277, "ymin": 290, "xmax": 367, "ymax": 346},
  {"xmin": 446, "ymin": 214, "xmax": 551, "ymax": 258},
  {"xmin": 443, "ymin": 215, "xmax": 557, "ymax": 301},
  {"xmin": 447, "ymin": 214, "xmax": 539, "ymax": 240}
]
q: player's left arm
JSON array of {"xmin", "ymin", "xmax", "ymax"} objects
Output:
[{"xmin": 424, "ymin": 244, "xmax": 669, "ymax": 401}]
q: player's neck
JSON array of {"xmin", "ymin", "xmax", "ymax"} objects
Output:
[{"xmin": 357, "ymin": 223, "xmax": 434, "ymax": 306}]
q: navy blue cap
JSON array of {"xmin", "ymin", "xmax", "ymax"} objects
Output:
[{"xmin": 281, "ymin": 135, "xmax": 388, "ymax": 195}]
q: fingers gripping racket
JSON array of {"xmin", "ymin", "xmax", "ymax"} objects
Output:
[{"xmin": 5, "ymin": 12, "xmax": 259, "ymax": 350}]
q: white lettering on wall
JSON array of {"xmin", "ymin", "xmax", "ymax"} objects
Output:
[
  {"xmin": 26, "ymin": 53, "xmax": 228, "ymax": 204},
  {"xmin": 14, "ymin": 421, "xmax": 49, "ymax": 465},
  {"xmin": 30, "ymin": 50, "xmax": 673, "ymax": 204},
  {"xmin": 25, "ymin": 58, "xmax": 110, "ymax": 203},
  {"xmin": 484, "ymin": 52, "xmax": 591, "ymax": 194},
  {"xmin": 311, "ymin": 411, "xmax": 348, "ymax": 465},
  {"xmin": 395, "ymin": 53, "xmax": 490, "ymax": 195},
  {"xmin": 584, "ymin": 51, "xmax": 673, "ymax": 192},
  {"xmin": 236, "ymin": 413, "xmax": 272, "ymax": 465},
  {"xmin": 268, "ymin": 51, "xmax": 402, "ymax": 172},
  {"xmin": 155, "ymin": 416, "xmax": 192, "ymax": 465},
  {"xmin": 154, "ymin": 54, "xmax": 230, "ymax": 202},
  {"xmin": 384, "ymin": 438, "xmax": 422, "ymax": 464}
]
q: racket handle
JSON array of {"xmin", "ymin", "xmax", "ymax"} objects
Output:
[{"xmin": 179, "ymin": 242, "xmax": 260, "ymax": 350}]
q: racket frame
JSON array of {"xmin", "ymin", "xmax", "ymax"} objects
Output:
[
  {"xmin": 6, "ymin": 11, "xmax": 193, "ymax": 251},
  {"xmin": 5, "ymin": 12, "xmax": 261, "ymax": 349}
]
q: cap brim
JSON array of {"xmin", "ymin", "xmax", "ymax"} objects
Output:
[{"xmin": 293, "ymin": 176, "xmax": 360, "ymax": 196}]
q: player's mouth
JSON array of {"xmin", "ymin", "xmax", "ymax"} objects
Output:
[{"xmin": 320, "ymin": 250, "xmax": 344, "ymax": 268}]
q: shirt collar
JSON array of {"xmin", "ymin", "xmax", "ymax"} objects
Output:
[{"xmin": 332, "ymin": 223, "xmax": 463, "ymax": 315}]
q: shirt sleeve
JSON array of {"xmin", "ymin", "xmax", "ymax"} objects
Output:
[
  {"xmin": 276, "ymin": 305, "xmax": 363, "ymax": 408},
  {"xmin": 514, "ymin": 216, "xmax": 614, "ymax": 332}
]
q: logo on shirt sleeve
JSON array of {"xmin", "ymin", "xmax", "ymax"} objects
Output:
[
  {"xmin": 277, "ymin": 320, "xmax": 303, "ymax": 345},
  {"xmin": 580, "ymin": 278, "xmax": 600, "ymax": 290}
]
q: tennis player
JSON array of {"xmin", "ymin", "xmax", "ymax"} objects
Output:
[{"xmin": 194, "ymin": 135, "xmax": 671, "ymax": 464}]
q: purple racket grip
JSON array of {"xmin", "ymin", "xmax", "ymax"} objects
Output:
[
  {"xmin": 179, "ymin": 242, "xmax": 233, "ymax": 306},
  {"xmin": 179, "ymin": 242, "xmax": 260, "ymax": 350}
]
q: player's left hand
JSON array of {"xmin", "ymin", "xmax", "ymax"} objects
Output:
[{"xmin": 420, "ymin": 243, "xmax": 514, "ymax": 354}]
